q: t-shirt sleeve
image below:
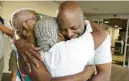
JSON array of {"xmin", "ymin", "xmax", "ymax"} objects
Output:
[{"xmin": 94, "ymin": 35, "xmax": 112, "ymax": 64}]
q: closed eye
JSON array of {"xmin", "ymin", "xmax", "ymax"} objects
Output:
[{"xmin": 71, "ymin": 26, "xmax": 79, "ymax": 30}]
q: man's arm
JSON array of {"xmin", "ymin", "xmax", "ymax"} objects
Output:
[
  {"xmin": 51, "ymin": 65, "xmax": 95, "ymax": 81},
  {"xmin": 90, "ymin": 22, "xmax": 107, "ymax": 49},
  {"xmin": 89, "ymin": 63, "xmax": 111, "ymax": 81},
  {"xmin": 88, "ymin": 22, "xmax": 112, "ymax": 81}
]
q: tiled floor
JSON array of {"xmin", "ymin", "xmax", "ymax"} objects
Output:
[
  {"xmin": 111, "ymin": 64, "xmax": 129, "ymax": 81},
  {"xmin": 111, "ymin": 54, "xmax": 129, "ymax": 81}
]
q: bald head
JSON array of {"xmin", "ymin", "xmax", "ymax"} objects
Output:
[
  {"xmin": 57, "ymin": 1, "xmax": 85, "ymax": 39},
  {"xmin": 12, "ymin": 9, "xmax": 37, "ymax": 36},
  {"xmin": 57, "ymin": 1, "xmax": 83, "ymax": 19}
]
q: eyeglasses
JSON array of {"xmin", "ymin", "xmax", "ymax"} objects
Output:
[{"xmin": 24, "ymin": 15, "xmax": 40, "ymax": 22}]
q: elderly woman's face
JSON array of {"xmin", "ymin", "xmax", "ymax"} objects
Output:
[
  {"xmin": 22, "ymin": 12, "xmax": 39, "ymax": 44},
  {"xmin": 24, "ymin": 12, "xmax": 39, "ymax": 31}
]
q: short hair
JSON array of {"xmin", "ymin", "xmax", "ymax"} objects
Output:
[
  {"xmin": 35, "ymin": 15, "xmax": 58, "ymax": 52},
  {"xmin": 11, "ymin": 8, "xmax": 37, "ymax": 33}
]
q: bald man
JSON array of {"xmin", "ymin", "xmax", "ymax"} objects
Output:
[{"xmin": 57, "ymin": 1, "xmax": 112, "ymax": 81}]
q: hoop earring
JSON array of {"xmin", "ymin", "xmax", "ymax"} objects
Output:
[{"xmin": 22, "ymin": 30, "xmax": 31, "ymax": 38}]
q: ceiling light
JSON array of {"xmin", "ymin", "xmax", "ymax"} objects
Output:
[
  {"xmin": 104, "ymin": 21, "xmax": 109, "ymax": 24},
  {"xmin": 119, "ymin": 28, "xmax": 122, "ymax": 29},
  {"xmin": 114, "ymin": 25, "xmax": 118, "ymax": 27}
]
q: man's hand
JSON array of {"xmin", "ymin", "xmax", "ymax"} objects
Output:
[
  {"xmin": 83, "ymin": 65, "xmax": 95, "ymax": 80},
  {"xmin": 52, "ymin": 65, "xmax": 95, "ymax": 81},
  {"xmin": 14, "ymin": 39, "xmax": 42, "ymax": 71},
  {"xmin": 89, "ymin": 63, "xmax": 111, "ymax": 81}
]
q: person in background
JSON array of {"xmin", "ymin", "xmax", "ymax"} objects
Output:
[
  {"xmin": 8, "ymin": 21, "xmax": 18, "ymax": 81},
  {"xmin": 0, "ymin": 16, "xmax": 5, "ymax": 81},
  {"xmin": 8, "ymin": 49, "xmax": 17, "ymax": 81}
]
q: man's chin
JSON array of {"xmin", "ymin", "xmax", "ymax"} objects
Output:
[
  {"xmin": 65, "ymin": 35, "xmax": 79, "ymax": 40},
  {"xmin": 71, "ymin": 36, "xmax": 79, "ymax": 39}
]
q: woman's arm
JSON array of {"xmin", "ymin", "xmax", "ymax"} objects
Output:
[{"xmin": 0, "ymin": 24, "xmax": 14, "ymax": 37}]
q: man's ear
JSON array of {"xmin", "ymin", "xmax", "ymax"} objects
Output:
[{"xmin": 22, "ymin": 22, "xmax": 29, "ymax": 30}]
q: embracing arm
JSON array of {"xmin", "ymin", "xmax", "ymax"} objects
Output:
[
  {"xmin": 90, "ymin": 22, "xmax": 107, "ymax": 49},
  {"xmin": 20, "ymin": 54, "xmax": 95, "ymax": 81},
  {"xmin": 0, "ymin": 24, "xmax": 14, "ymax": 37},
  {"xmin": 51, "ymin": 65, "xmax": 95, "ymax": 81},
  {"xmin": 89, "ymin": 63, "xmax": 111, "ymax": 81},
  {"xmin": 86, "ymin": 22, "xmax": 111, "ymax": 81}
]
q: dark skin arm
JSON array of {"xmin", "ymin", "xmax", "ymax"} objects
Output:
[
  {"xmin": 19, "ymin": 54, "xmax": 95, "ymax": 81},
  {"xmin": 90, "ymin": 22, "xmax": 107, "ymax": 49},
  {"xmin": 14, "ymin": 39, "xmax": 42, "ymax": 68},
  {"xmin": 19, "ymin": 54, "xmax": 51, "ymax": 81},
  {"xmin": 88, "ymin": 63, "xmax": 111, "ymax": 81},
  {"xmin": 89, "ymin": 22, "xmax": 111, "ymax": 81},
  {"xmin": 0, "ymin": 24, "xmax": 14, "ymax": 37},
  {"xmin": 51, "ymin": 65, "xmax": 95, "ymax": 81}
]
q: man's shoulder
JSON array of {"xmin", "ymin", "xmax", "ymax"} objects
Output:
[
  {"xmin": 85, "ymin": 20, "xmax": 93, "ymax": 33},
  {"xmin": 96, "ymin": 34, "xmax": 111, "ymax": 49},
  {"xmin": 94, "ymin": 34, "xmax": 112, "ymax": 64}
]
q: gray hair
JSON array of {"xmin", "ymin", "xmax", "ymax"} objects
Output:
[{"xmin": 35, "ymin": 15, "xmax": 58, "ymax": 52}]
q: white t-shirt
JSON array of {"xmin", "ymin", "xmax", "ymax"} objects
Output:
[
  {"xmin": 0, "ymin": 30, "xmax": 4, "ymax": 59},
  {"xmin": 41, "ymin": 32, "xmax": 95, "ymax": 77},
  {"xmin": 0, "ymin": 21, "xmax": 4, "ymax": 59},
  {"xmin": 85, "ymin": 20, "xmax": 112, "ymax": 65}
]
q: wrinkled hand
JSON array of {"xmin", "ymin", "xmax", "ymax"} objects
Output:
[
  {"xmin": 14, "ymin": 39, "xmax": 42, "ymax": 71},
  {"xmin": 19, "ymin": 54, "xmax": 51, "ymax": 81}
]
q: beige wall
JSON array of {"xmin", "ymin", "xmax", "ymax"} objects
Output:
[{"xmin": 1, "ymin": 1, "xmax": 59, "ymax": 73}]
